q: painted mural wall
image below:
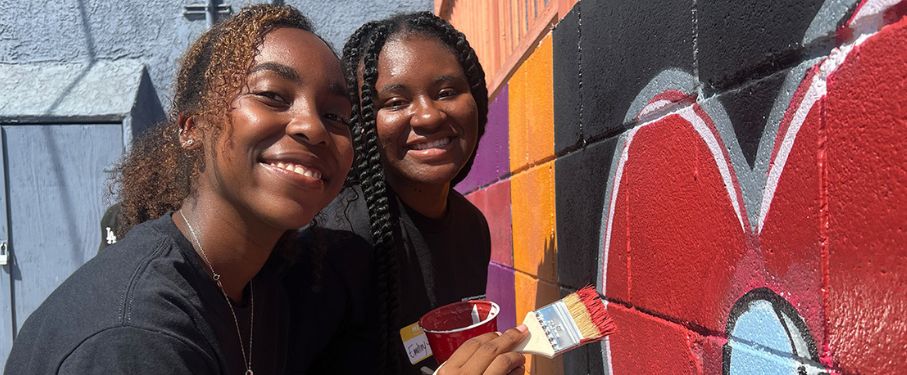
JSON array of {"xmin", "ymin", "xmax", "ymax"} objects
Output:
[{"xmin": 455, "ymin": 0, "xmax": 907, "ymax": 373}]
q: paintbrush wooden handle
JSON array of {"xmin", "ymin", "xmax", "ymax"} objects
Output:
[{"xmin": 513, "ymin": 312, "xmax": 557, "ymax": 358}]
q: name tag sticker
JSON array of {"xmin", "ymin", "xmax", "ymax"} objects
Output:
[{"xmin": 400, "ymin": 322, "xmax": 432, "ymax": 365}]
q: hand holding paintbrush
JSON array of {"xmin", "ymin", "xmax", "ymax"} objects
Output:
[
  {"xmin": 431, "ymin": 286, "xmax": 615, "ymax": 374},
  {"xmin": 515, "ymin": 285, "xmax": 617, "ymax": 358}
]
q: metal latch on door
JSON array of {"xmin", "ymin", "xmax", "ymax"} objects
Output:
[{"xmin": 0, "ymin": 241, "xmax": 8, "ymax": 266}]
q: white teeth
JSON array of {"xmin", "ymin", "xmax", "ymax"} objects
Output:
[
  {"xmin": 268, "ymin": 161, "xmax": 322, "ymax": 180},
  {"xmin": 411, "ymin": 137, "xmax": 451, "ymax": 150}
]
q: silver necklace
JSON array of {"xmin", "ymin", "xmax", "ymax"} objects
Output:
[{"xmin": 179, "ymin": 210, "xmax": 254, "ymax": 375}]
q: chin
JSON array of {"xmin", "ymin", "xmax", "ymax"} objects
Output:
[
  {"xmin": 276, "ymin": 211, "xmax": 318, "ymax": 230},
  {"xmin": 263, "ymin": 201, "xmax": 321, "ymax": 230},
  {"xmin": 415, "ymin": 172, "xmax": 461, "ymax": 186}
]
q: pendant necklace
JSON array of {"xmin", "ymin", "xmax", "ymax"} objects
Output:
[{"xmin": 179, "ymin": 210, "xmax": 254, "ymax": 375}]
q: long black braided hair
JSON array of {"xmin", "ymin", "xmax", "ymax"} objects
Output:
[{"xmin": 341, "ymin": 12, "xmax": 488, "ymax": 374}]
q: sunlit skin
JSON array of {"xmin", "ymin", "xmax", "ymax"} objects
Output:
[
  {"xmin": 374, "ymin": 35, "xmax": 479, "ymax": 218},
  {"xmin": 175, "ymin": 27, "xmax": 354, "ymax": 300}
]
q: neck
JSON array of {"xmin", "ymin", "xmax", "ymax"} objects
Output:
[
  {"xmin": 386, "ymin": 177, "xmax": 450, "ymax": 219},
  {"xmin": 174, "ymin": 197, "xmax": 284, "ymax": 302}
]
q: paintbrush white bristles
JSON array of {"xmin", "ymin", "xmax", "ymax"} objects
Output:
[
  {"xmin": 563, "ymin": 292, "xmax": 601, "ymax": 340},
  {"xmin": 565, "ymin": 286, "xmax": 616, "ymax": 341},
  {"xmin": 514, "ymin": 286, "xmax": 616, "ymax": 358}
]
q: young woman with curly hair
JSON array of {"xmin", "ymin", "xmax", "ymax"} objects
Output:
[
  {"xmin": 285, "ymin": 12, "xmax": 527, "ymax": 375},
  {"xmin": 5, "ymin": 5, "xmax": 355, "ymax": 374}
]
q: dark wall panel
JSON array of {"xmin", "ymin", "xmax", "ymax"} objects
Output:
[
  {"xmin": 555, "ymin": 137, "xmax": 617, "ymax": 290},
  {"xmin": 698, "ymin": 0, "xmax": 832, "ymax": 93},
  {"xmin": 553, "ymin": 4, "xmax": 583, "ymax": 153},
  {"xmin": 580, "ymin": 0, "xmax": 695, "ymax": 139}
]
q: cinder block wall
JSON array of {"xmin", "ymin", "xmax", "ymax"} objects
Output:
[{"xmin": 455, "ymin": 0, "xmax": 907, "ymax": 373}]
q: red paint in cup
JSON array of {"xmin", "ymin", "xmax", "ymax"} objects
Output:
[{"xmin": 419, "ymin": 300, "xmax": 500, "ymax": 364}]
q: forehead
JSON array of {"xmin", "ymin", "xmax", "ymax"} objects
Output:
[
  {"xmin": 376, "ymin": 35, "xmax": 463, "ymax": 81},
  {"xmin": 255, "ymin": 27, "xmax": 343, "ymax": 76}
]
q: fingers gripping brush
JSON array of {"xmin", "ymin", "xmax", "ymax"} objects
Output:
[{"xmin": 514, "ymin": 286, "xmax": 617, "ymax": 358}]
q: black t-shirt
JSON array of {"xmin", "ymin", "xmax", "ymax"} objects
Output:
[
  {"xmin": 5, "ymin": 213, "xmax": 288, "ymax": 375},
  {"xmin": 284, "ymin": 186, "xmax": 491, "ymax": 374}
]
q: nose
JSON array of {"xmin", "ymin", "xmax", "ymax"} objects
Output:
[
  {"xmin": 410, "ymin": 97, "xmax": 446, "ymax": 131},
  {"xmin": 286, "ymin": 110, "xmax": 329, "ymax": 146}
]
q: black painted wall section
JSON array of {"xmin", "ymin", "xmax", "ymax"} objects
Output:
[
  {"xmin": 697, "ymin": 0, "xmax": 828, "ymax": 94},
  {"xmin": 554, "ymin": 138, "xmax": 616, "ymax": 374},
  {"xmin": 578, "ymin": 0, "xmax": 695, "ymax": 142},
  {"xmin": 719, "ymin": 68, "xmax": 791, "ymax": 168},
  {"xmin": 553, "ymin": 4, "xmax": 583, "ymax": 154},
  {"xmin": 554, "ymin": 138, "xmax": 617, "ymax": 290}
]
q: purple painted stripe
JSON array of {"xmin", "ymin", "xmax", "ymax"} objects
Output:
[
  {"xmin": 456, "ymin": 85, "xmax": 510, "ymax": 193},
  {"xmin": 486, "ymin": 261, "xmax": 517, "ymax": 330}
]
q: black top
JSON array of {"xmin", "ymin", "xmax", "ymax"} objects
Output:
[
  {"xmin": 5, "ymin": 214, "xmax": 288, "ymax": 375},
  {"xmin": 284, "ymin": 186, "xmax": 491, "ymax": 374}
]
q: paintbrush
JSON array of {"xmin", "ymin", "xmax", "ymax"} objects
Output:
[{"xmin": 514, "ymin": 285, "xmax": 616, "ymax": 358}]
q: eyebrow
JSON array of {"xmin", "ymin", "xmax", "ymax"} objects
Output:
[
  {"xmin": 435, "ymin": 75, "xmax": 458, "ymax": 84},
  {"xmin": 250, "ymin": 62, "xmax": 300, "ymax": 83},
  {"xmin": 252, "ymin": 62, "xmax": 348, "ymax": 98},
  {"xmin": 327, "ymin": 81, "xmax": 348, "ymax": 99},
  {"xmin": 378, "ymin": 75, "xmax": 463, "ymax": 95},
  {"xmin": 378, "ymin": 83, "xmax": 407, "ymax": 95}
]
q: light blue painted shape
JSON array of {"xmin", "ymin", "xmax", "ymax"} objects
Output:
[
  {"xmin": 729, "ymin": 299, "xmax": 795, "ymax": 374},
  {"xmin": 0, "ymin": 129, "xmax": 12, "ymax": 366},
  {"xmin": 727, "ymin": 299, "xmax": 821, "ymax": 374},
  {"xmin": 3, "ymin": 124, "xmax": 122, "ymax": 339},
  {"xmin": 731, "ymin": 300, "xmax": 793, "ymax": 354},
  {"xmin": 727, "ymin": 338, "xmax": 803, "ymax": 375}
]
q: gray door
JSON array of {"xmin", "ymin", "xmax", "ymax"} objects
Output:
[{"xmin": 0, "ymin": 123, "xmax": 122, "ymax": 366}]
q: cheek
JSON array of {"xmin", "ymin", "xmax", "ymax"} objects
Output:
[
  {"xmin": 334, "ymin": 133, "xmax": 355, "ymax": 170},
  {"xmin": 452, "ymin": 101, "xmax": 480, "ymax": 139},
  {"xmin": 375, "ymin": 119, "xmax": 406, "ymax": 159},
  {"xmin": 376, "ymin": 113, "xmax": 407, "ymax": 142}
]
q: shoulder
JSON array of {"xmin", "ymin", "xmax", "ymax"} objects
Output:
[
  {"xmin": 8, "ymin": 216, "xmax": 207, "ymax": 371},
  {"xmin": 314, "ymin": 185, "xmax": 372, "ymax": 241},
  {"xmin": 448, "ymin": 191, "xmax": 489, "ymax": 230},
  {"xmin": 58, "ymin": 326, "xmax": 214, "ymax": 374}
]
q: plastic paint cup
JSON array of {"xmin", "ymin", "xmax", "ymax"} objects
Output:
[{"xmin": 419, "ymin": 300, "xmax": 500, "ymax": 364}]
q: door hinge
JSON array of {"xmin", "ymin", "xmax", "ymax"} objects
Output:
[{"xmin": 0, "ymin": 241, "xmax": 8, "ymax": 266}]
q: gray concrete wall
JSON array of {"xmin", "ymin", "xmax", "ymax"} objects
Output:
[{"xmin": 0, "ymin": 0, "xmax": 432, "ymax": 109}]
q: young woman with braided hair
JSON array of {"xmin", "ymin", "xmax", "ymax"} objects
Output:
[
  {"xmin": 286, "ymin": 12, "xmax": 528, "ymax": 375},
  {"xmin": 6, "ymin": 5, "xmax": 357, "ymax": 374}
]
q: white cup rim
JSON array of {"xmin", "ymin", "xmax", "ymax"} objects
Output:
[{"xmin": 421, "ymin": 301, "xmax": 500, "ymax": 334}]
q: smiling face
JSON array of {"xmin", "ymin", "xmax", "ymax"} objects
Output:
[
  {"xmin": 373, "ymin": 34, "xmax": 479, "ymax": 190},
  {"xmin": 199, "ymin": 27, "xmax": 353, "ymax": 230}
]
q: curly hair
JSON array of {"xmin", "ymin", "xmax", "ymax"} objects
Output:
[
  {"xmin": 112, "ymin": 5, "xmax": 314, "ymax": 236},
  {"xmin": 341, "ymin": 12, "xmax": 488, "ymax": 374}
]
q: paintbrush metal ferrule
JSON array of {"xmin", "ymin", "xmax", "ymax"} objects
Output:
[
  {"xmin": 534, "ymin": 301, "xmax": 583, "ymax": 352},
  {"xmin": 514, "ymin": 300, "xmax": 584, "ymax": 358}
]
